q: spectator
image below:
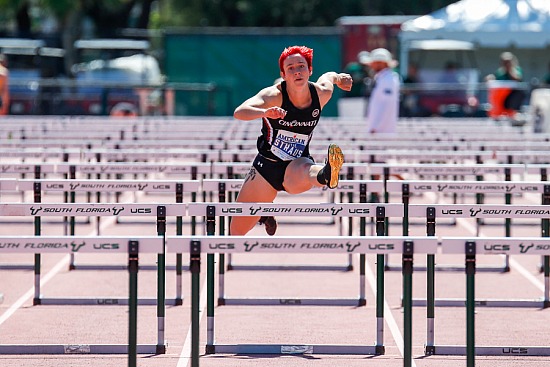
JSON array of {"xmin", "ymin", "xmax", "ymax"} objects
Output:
[
  {"xmin": 401, "ymin": 62, "xmax": 429, "ymax": 117},
  {"xmin": 439, "ymin": 61, "xmax": 460, "ymax": 84},
  {"xmin": 543, "ymin": 61, "xmax": 550, "ymax": 86},
  {"xmin": 365, "ymin": 48, "xmax": 400, "ymax": 134},
  {"xmin": 0, "ymin": 54, "xmax": 9, "ymax": 116},
  {"xmin": 494, "ymin": 51, "xmax": 525, "ymax": 111},
  {"xmin": 494, "ymin": 52, "xmax": 523, "ymax": 82}
]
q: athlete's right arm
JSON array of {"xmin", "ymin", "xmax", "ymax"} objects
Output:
[{"xmin": 233, "ymin": 86, "xmax": 286, "ymax": 121}]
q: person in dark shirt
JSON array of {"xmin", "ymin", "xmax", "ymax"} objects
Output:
[
  {"xmin": 231, "ymin": 45, "xmax": 352, "ymax": 236},
  {"xmin": 343, "ymin": 50, "xmax": 371, "ymax": 98}
]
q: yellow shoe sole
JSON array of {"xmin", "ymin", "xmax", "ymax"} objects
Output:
[{"xmin": 327, "ymin": 144, "xmax": 344, "ymax": 189}]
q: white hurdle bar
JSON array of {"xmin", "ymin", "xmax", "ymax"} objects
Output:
[
  {"xmin": 386, "ymin": 180, "xmax": 549, "ymax": 273},
  {"xmin": 0, "ymin": 235, "xmax": 163, "ymax": 356},
  {"xmin": 14, "ymin": 178, "xmax": 199, "ymax": 273},
  {"xmin": 432, "ymin": 237, "xmax": 550, "ymax": 363},
  {"xmin": 408, "ymin": 203, "xmax": 550, "ymax": 308},
  {"xmin": 201, "ymin": 179, "xmax": 386, "ymax": 272},
  {"xmin": 375, "ymin": 164, "xmax": 525, "ymax": 272},
  {"xmin": 188, "ymin": 201, "xmax": 399, "ymax": 307},
  {"xmin": 166, "ymin": 235, "xmax": 438, "ymax": 361}
]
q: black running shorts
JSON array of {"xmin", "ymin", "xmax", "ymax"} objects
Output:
[{"xmin": 252, "ymin": 154, "xmax": 290, "ymax": 191}]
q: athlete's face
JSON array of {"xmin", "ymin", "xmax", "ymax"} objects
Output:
[{"xmin": 281, "ymin": 53, "xmax": 311, "ymax": 86}]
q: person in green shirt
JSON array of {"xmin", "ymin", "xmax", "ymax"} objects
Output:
[
  {"xmin": 494, "ymin": 52, "xmax": 523, "ymax": 81},
  {"xmin": 343, "ymin": 51, "xmax": 371, "ymax": 98},
  {"xmin": 493, "ymin": 51, "xmax": 525, "ymax": 111}
]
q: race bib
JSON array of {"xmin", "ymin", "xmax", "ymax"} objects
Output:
[{"xmin": 270, "ymin": 130, "xmax": 309, "ymax": 161}]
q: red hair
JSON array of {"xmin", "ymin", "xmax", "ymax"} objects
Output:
[{"xmin": 278, "ymin": 46, "xmax": 313, "ymax": 73}]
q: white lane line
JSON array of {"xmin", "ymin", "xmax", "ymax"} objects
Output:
[
  {"xmin": 0, "ymin": 215, "xmax": 117, "ymax": 327},
  {"xmin": 364, "ymin": 259, "xmax": 417, "ymax": 367},
  {"xmin": 177, "ymin": 267, "xmax": 208, "ymax": 367},
  {"xmin": 0, "ymin": 255, "xmax": 69, "ymax": 326}
]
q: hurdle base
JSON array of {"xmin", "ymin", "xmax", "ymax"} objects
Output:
[
  {"xmin": 0, "ymin": 264, "xmax": 34, "ymax": 270},
  {"xmin": 385, "ymin": 263, "xmax": 509, "ymax": 272},
  {"xmin": 36, "ymin": 297, "xmax": 182, "ymax": 306},
  {"xmin": 219, "ymin": 297, "xmax": 366, "ymax": 307},
  {"xmin": 412, "ymin": 298, "xmax": 545, "ymax": 308},
  {"xmin": 426, "ymin": 345, "xmax": 550, "ymax": 356},
  {"xmin": 68, "ymin": 264, "xmax": 189, "ymax": 271},
  {"xmin": 226, "ymin": 264, "xmax": 353, "ymax": 272},
  {"xmin": 209, "ymin": 343, "xmax": 381, "ymax": 355},
  {"xmin": 0, "ymin": 344, "xmax": 159, "ymax": 354},
  {"xmin": 156, "ymin": 343, "xmax": 167, "ymax": 354}
]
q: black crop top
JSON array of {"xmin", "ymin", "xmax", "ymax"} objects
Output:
[{"xmin": 257, "ymin": 81, "xmax": 322, "ymax": 161}]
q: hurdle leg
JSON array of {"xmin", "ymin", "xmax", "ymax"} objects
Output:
[
  {"xmin": 218, "ymin": 254, "xmax": 225, "ymax": 304},
  {"xmin": 376, "ymin": 253, "xmax": 384, "ymax": 354},
  {"xmin": 503, "ymin": 176, "xmax": 512, "ymax": 272},
  {"xmin": 544, "ymin": 256, "xmax": 550, "ymax": 309},
  {"xmin": 359, "ymin": 255, "xmax": 366, "ymax": 306},
  {"xmin": 347, "ymin": 190, "xmax": 354, "ymax": 270},
  {"xmin": 156, "ymin": 207, "xmax": 167, "ymax": 354},
  {"xmin": 425, "ymin": 207, "xmax": 436, "ymax": 354},
  {"xmin": 207, "ymin": 253, "xmax": 216, "ymax": 352},
  {"xmin": 205, "ymin": 206, "xmax": 216, "ymax": 354},
  {"xmin": 128, "ymin": 241, "xmax": 139, "ymax": 367},
  {"xmin": 465, "ymin": 241, "xmax": 476, "ymax": 367},
  {"xmin": 402, "ymin": 241, "xmax": 414, "ymax": 367},
  {"xmin": 217, "ymin": 210, "xmax": 226, "ymax": 303},
  {"xmin": 33, "ymin": 253, "xmax": 41, "ymax": 305},
  {"xmin": 33, "ymin": 183, "xmax": 42, "ymax": 305},
  {"xmin": 359, "ymin": 186, "xmax": 367, "ymax": 305},
  {"xmin": 175, "ymin": 183, "xmax": 184, "ymax": 305},
  {"xmin": 68, "ymin": 167, "xmax": 77, "ymax": 270},
  {"xmin": 190, "ymin": 241, "xmax": 201, "ymax": 367},
  {"xmin": 540, "ymin": 186, "xmax": 550, "ymax": 273},
  {"xmin": 375, "ymin": 207, "xmax": 385, "ymax": 354}
]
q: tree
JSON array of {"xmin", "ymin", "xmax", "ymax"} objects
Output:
[{"xmin": 152, "ymin": 0, "xmax": 458, "ymax": 28}]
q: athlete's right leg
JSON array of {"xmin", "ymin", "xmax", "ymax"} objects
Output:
[{"xmin": 229, "ymin": 166, "xmax": 278, "ymax": 236}]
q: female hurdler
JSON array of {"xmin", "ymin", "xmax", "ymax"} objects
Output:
[{"xmin": 231, "ymin": 45, "xmax": 352, "ymax": 236}]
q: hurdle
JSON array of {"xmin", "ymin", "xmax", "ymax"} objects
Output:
[
  {"xmin": 0, "ymin": 235, "xmax": 163, "ymax": 358},
  {"xmin": 526, "ymin": 164, "xmax": 550, "ymax": 273},
  {"xmin": 201, "ymin": 179, "xmax": 385, "ymax": 273},
  {"xmin": 432, "ymin": 237, "xmax": 550, "ymax": 365},
  {"xmin": 386, "ymin": 179, "xmax": 545, "ymax": 273},
  {"xmin": 15, "ymin": 178, "xmax": 199, "ymax": 275},
  {"xmin": 408, "ymin": 202, "xmax": 550, "ymax": 308},
  {"xmin": 166, "ymin": 234, "xmax": 438, "ymax": 365},
  {"xmin": 0, "ymin": 202, "xmax": 187, "ymax": 354},
  {"xmin": 0, "ymin": 198, "xmax": 186, "ymax": 305},
  {"xmin": 189, "ymin": 200, "xmax": 399, "ymax": 306},
  {"xmin": 404, "ymin": 203, "xmax": 550, "ymax": 359}
]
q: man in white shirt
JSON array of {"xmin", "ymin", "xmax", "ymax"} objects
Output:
[{"xmin": 365, "ymin": 48, "xmax": 400, "ymax": 134}]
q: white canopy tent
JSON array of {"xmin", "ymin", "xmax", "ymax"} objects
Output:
[{"xmin": 399, "ymin": 0, "xmax": 550, "ymax": 79}]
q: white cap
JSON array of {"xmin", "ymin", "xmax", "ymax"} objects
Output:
[
  {"xmin": 357, "ymin": 51, "xmax": 370, "ymax": 64},
  {"xmin": 368, "ymin": 48, "xmax": 398, "ymax": 68}
]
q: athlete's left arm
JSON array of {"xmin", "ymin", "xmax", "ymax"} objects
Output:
[{"xmin": 315, "ymin": 72, "xmax": 353, "ymax": 107}]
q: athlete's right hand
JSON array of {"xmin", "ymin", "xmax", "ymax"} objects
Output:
[{"xmin": 264, "ymin": 107, "xmax": 287, "ymax": 119}]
